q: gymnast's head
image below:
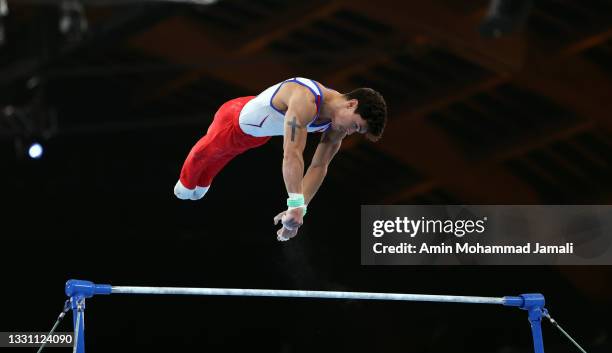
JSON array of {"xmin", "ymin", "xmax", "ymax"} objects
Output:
[{"xmin": 331, "ymin": 87, "xmax": 387, "ymax": 141}]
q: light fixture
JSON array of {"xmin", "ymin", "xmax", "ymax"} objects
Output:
[{"xmin": 28, "ymin": 142, "xmax": 44, "ymax": 159}]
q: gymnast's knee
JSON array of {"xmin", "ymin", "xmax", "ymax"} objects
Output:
[{"xmin": 174, "ymin": 180, "xmax": 209, "ymax": 200}]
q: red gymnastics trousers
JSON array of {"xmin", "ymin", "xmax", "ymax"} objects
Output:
[{"xmin": 174, "ymin": 96, "xmax": 270, "ymax": 200}]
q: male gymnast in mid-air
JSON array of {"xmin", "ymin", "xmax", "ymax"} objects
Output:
[{"xmin": 174, "ymin": 77, "xmax": 387, "ymax": 241}]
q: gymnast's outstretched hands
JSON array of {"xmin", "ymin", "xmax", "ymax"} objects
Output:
[
  {"xmin": 276, "ymin": 222, "xmax": 298, "ymax": 242},
  {"xmin": 273, "ymin": 208, "xmax": 303, "ymax": 241}
]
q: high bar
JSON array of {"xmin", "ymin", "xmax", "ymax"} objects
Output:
[{"xmin": 110, "ymin": 286, "xmax": 505, "ymax": 305}]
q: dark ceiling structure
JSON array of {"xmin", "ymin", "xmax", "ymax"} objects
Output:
[{"xmin": 2, "ymin": 0, "xmax": 612, "ymax": 205}]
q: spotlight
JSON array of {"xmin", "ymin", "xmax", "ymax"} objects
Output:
[
  {"xmin": 479, "ymin": 0, "xmax": 533, "ymax": 38},
  {"xmin": 13, "ymin": 137, "xmax": 46, "ymax": 160},
  {"xmin": 28, "ymin": 142, "xmax": 44, "ymax": 159}
]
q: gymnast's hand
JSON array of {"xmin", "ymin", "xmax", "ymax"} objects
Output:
[
  {"xmin": 277, "ymin": 224, "xmax": 298, "ymax": 242},
  {"xmin": 273, "ymin": 210, "xmax": 301, "ymax": 241},
  {"xmin": 282, "ymin": 207, "xmax": 304, "ymax": 230}
]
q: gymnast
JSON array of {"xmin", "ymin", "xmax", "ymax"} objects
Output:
[{"xmin": 174, "ymin": 77, "xmax": 387, "ymax": 241}]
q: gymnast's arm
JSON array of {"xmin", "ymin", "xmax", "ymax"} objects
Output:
[
  {"xmin": 282, "ymin": 91, "xmax": 317, "ymax": 204},
  {"xmin": 302, "ymin": 129, "xmax": 345, "ymax": 205}
]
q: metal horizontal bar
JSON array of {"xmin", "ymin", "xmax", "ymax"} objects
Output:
[{"xmin": 111, "ymin": 286, "xmax": 505, "ymax": 305}]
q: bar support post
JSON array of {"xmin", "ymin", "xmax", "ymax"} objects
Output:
[
  {"xmin": 504, "ymin": 293, "xmax": 546, "ymax": 353},
  {"xmin": 65, "ymin": 280, "xmax": 112, "ymax": 353}
]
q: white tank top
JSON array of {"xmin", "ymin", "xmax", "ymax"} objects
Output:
[{"xmin": 238, "ymin": 77, "xmax": 332, "ymax": 137}]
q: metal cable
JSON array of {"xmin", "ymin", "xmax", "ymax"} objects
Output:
[
  {"xmin": 36, "ymin": 300, "xmax": 71, "ymax": 353},
  {"xmin": 544, "ymin": 310, "xmax": 588, "ymax": 353}
]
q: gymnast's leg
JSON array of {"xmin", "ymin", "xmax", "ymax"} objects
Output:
[
  {"xmin": 173, "ymin": 129, "xmax": 231, "ymax": 200},
  {"xmin": 173, "ymin": 96, "xmax": 268, "ymax": 200}
]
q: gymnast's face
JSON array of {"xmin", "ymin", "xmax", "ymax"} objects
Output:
[{"xmin": 332, "ymin": 99, "xmax": 367, "ymax": 136}]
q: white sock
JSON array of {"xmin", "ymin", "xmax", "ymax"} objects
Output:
[{"xmin": 174, "ymin": 180, "xmax": 209, "ymax": 200}]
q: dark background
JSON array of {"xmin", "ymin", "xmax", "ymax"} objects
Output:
[{"xmin": 1, "ymin": 1, "xmax": 611, "ymax": 352}]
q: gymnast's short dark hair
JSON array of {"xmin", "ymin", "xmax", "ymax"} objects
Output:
[{"xmin": 345, "ymin": 88, "xmax": 387, "ymax": 141}]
